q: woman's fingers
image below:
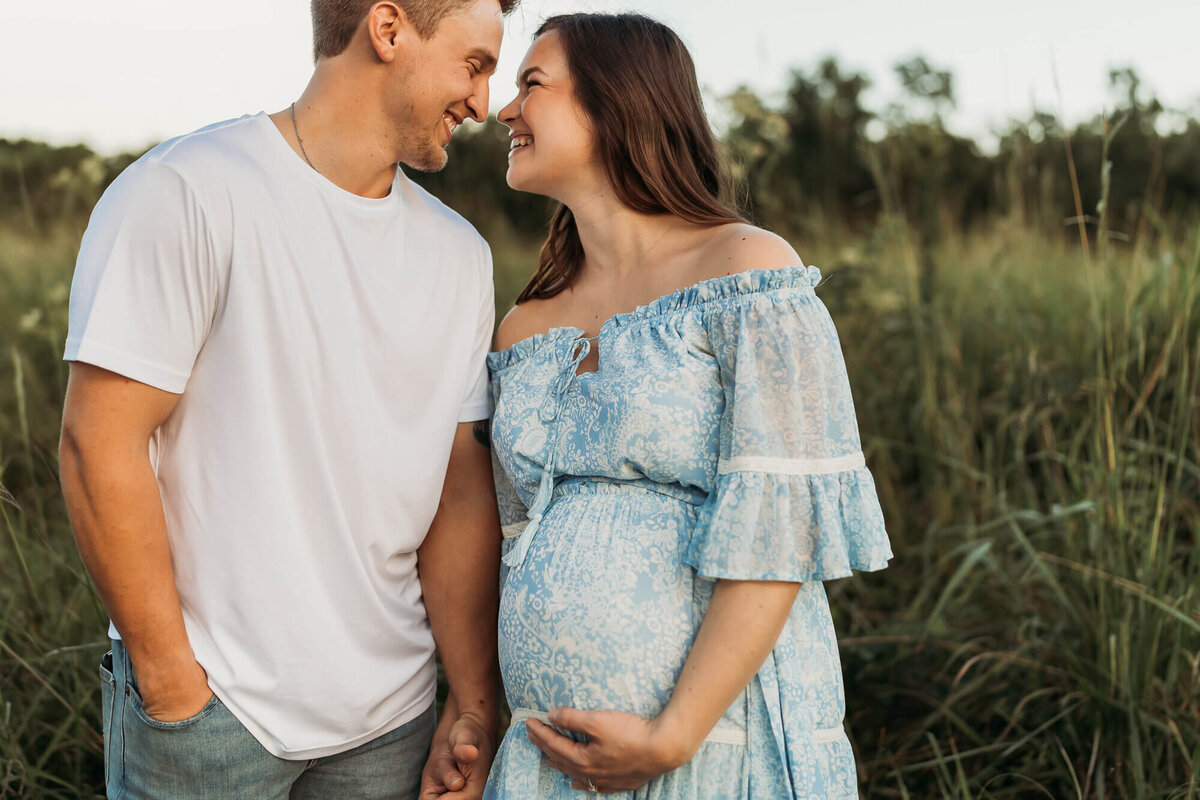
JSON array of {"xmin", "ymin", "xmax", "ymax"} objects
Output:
[
  {"xmin": 448, "ymin": 717, "xmax": 484, "ymax": 764},
  {"xmin": 548, "ymin": 706, "xmax": 598, "ymax": 737},
  {"xmin": 527, "ymin": 717, "xmax": 610, "ymax": 790},
  {"xmin": 525, "ymin": 718, "xmax": 591, "ymax": 766},
  {"xmin": 528, "ymin": 709, "xmax": 668, "ymax": 792}
]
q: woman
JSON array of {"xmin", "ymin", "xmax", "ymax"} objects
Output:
[{"xmin": 483, "ymin": 13, "xmax": 891, "ymax": 798}]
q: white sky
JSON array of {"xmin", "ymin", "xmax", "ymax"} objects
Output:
[{"xmin": 3, "ymin": 0, "xmax": 1198, "ymax": 153}]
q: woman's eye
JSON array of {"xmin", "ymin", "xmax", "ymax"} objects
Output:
[{"xmin": 527, "ymin": 80, "xmax": 542, "ymax": 88}]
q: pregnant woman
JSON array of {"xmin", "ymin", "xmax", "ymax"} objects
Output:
[{"xmin": 483, "ymin": 13, "xmax": 892, "ymax": 799}]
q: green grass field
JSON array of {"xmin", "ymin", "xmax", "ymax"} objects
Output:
[{"xmin": 1, "ymin": 211, "xmax": 1197, "ymax": 798}]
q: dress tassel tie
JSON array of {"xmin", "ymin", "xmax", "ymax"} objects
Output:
[{"xmin": 503, "ymin": 336, "xmax": 592, "ymax": 568}]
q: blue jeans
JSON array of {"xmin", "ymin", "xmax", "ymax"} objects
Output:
[{"xmin": 100, "ymin": 639, "xmax": 435, "ymax": 799}]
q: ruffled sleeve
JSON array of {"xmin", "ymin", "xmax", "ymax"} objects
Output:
[
  {"xmin": 493, "ymin": 448, "xmax": 528, "ymax": 539},
  {"xmin": 685, "ymin": 274, "xmax": 892, "ymax": 583},
  {"xmin": 488, "ymin": 373, "xmax": 529, "ymax": 587}
]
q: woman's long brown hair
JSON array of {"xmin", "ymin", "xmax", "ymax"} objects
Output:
[{"xmin": 515, "ymin": 13, "xmax": 746, "ymax": 304}]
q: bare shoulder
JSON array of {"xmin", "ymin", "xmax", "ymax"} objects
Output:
[
  {"xmin": 494, "ymin": 296, "xmax": 562, "ymax": 352},
  {"xmin": 690, "ymin": 223, "xmax": 803, "ymax": 282}
]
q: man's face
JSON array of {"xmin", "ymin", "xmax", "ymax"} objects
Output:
[{"xmin": 391, "ymin": 0, "xmax": 503, "ymax": 172}]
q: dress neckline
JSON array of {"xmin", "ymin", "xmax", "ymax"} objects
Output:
[{"xmin": 488, "ymin": 264, "xmax": 821, "ymax": 372}]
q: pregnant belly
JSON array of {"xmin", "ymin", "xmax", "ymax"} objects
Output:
[{"xmin": 498, "ymin": 481, "xmax": 710, "ymax": 718}]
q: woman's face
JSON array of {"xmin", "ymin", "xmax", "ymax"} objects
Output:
[{"xmin": 498, "ymin": 31, "xmax": 598, "ymax": 198}]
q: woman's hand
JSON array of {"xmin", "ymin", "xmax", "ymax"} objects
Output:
[
  {"xmin": 524, "ymin": 708, "xmax": 697, "ymax": 793},
  {"xmin": 527, "ymin": 580, "xmax": 800, "ymax": 792}
]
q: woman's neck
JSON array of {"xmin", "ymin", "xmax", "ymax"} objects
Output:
[{"xmin": 566, "ymin": 190, "xmax": 696, "ymax": 285}]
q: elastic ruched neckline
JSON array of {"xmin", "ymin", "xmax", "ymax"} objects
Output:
[{"xmin": 487, "ymin": 264, "xmax": 821, "ymax": 373}]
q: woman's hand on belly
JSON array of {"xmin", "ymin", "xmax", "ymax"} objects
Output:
[
  {"xmin": 525, "ymin": 708, "xmax": 689, "ymax": 793},
  {"xmin": 524, "ymin": 579, "xmax": 801, "ymax": 792}
]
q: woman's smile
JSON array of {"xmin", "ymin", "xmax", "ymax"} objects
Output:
[{"xmin": 508, "ymin": 134, "xmax": 534, "ymax": 158}]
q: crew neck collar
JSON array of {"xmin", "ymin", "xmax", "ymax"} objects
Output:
[{"xmin": 254, "ymin": 111, "xmax": 403, "ymax": 212}]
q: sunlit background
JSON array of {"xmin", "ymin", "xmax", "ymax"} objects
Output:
[
  {"xmin": 3, "ymin": 0, "xmax": 1198, "ymax": 151},
  {"xmin": 2, "ymin": 3, "xmax": 1199, "ymax": 799}
]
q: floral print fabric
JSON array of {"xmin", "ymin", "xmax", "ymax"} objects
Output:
[{"xmin": 484, "ymin": 265, "xmax": 892, "ymax": 799}]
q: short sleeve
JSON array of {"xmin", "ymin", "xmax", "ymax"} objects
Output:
[
  {"xmin": 490, "ymin": 376, "xmax": 528, "ymax": 588},
  {"xmin": 491, "ymin": 435, "xmax": 529, "ymax": 536},
  {"xmin": 458, "ymin": 244, "xmax": 495, "ymax": 422},
  {"xmin": 64, "ymin": 158, "xmax": 221, "ymax": 394},
  {"xmin": 685, "ymin": 284, "xmax": 892, "ymax": 582}
]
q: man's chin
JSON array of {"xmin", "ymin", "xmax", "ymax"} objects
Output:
[{"xmin": 399, "ymin": 145, "xmax": 450, "ymax": 174}]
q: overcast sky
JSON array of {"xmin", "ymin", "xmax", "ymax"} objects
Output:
[{"xmin": 3, "ymin": 0, "xmax": 1198, "ymax": 153}]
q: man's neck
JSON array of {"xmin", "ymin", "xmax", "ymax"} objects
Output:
[{"xmin": 269, "ymin": 68, "xmax": 400, "ymax": 199}]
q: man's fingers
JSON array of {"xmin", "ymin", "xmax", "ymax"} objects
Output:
[
  {"xmin": 440, "ymin": 767, "xmax": 466, "ymax": 792},
  {"xmin": 418, "ymin": 769, "xmax": 448, "ymax": 800},
  {"xmin": 429, "ymin": 750, "xmax": 466, "ymax": 792},
  {"xmin": 418, "ymin": 780, "xmax": 446, "ymax": 800}
]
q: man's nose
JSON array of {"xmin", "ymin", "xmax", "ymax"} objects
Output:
[{"xmin": 466, "ymin": 82, "xmax": 489, "ymax": 123}]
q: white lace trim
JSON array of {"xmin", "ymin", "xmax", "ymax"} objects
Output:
[
  {"xmin": 508, "ymin": 708, "xmax": 749, "ymax": 746},
  {"xmin": 704, "ymin": 725, "xmax": 750, "ymax": 746},
  {"xmin": 717, "ymin": 452, "xmax": 866, "ymax": 476},
  {"xmin": 812, "ymin": 724, "xmax": 847, "ymax": 743},
  {"xmin": 501, "ymin": 521, "xmax": 529, "ymax": 540}
]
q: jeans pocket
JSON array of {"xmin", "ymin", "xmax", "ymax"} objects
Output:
[
  {"xmin": 128, "ymin": 690, "xmax": 221, "ymax": 731},
  {"xmin": 99, "ymin": 652, "xmax": 116, "ymax": 787}
]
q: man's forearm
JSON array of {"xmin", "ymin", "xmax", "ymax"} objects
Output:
[
  {"xmin": 60, "ymin": 434, "xmax": 195, "ymax": 675},
  {"xmin": 418, "ymin": 423, "xmax": 503, "ymax": 732},
  {"xmin": 421, "ymin": 540, "xmax": 500, "ymax": 728}
]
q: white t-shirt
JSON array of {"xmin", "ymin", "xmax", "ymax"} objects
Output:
[{"xmin": 64, "ymin": 113, "xmax": 494, "ymax": 759}]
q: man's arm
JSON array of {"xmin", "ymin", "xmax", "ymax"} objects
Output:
[
  {"xmin": 59, "ymin": 362, "xmax": 212, "ymax": 721},
  {"xmin": 417, "ymin": 420, "xmax": 502, "ymax": 798}
]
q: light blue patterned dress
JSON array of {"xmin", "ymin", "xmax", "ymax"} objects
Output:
[{"xmin": 483, "ymin": 265, "xmax": 892, "ymax": 799}]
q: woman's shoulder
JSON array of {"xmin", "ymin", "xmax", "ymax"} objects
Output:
[
  {"xmin": 494, "ymin": 295, "xmax": 564, "ymax": 353},
  {"xmin": 686, "ymin": 223, "xmax": 803, "ymax": 284}
]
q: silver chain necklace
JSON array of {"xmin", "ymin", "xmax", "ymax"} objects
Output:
[{"xmin": 289, "ymin": 102, "xmax": 318, "ymax": 173}]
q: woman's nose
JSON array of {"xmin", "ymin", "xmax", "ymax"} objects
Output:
[{"xmin": 498, "ymin": 95, "xmax": 520, "ymax": 128}]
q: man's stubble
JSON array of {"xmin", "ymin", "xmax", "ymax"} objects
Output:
[{"xmin": 394, "ymin": 94, "xmax": 450, "ymax": 174}]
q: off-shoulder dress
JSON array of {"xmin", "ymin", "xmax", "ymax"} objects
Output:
[{"xmin": 483, "ymin": 265, "xmax": 892, "ymax": 799}]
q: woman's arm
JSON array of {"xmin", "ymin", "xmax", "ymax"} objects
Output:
[
  {"xmin": 524, "ymin": 578, "xmax": 799, "ymax": 792},
  {"xmin": 655, "ymin": 578, "xmax": 800, "ymax": 758}
]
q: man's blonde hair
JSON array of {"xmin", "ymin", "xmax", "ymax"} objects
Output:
[{"xmin": 311, "ymin": 0, "xmax": 518, "ymax": 59}]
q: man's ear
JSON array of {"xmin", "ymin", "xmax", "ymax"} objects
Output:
[{"xmin": 365, "ymin": 1, "xmax": 410, "ymax": 63}]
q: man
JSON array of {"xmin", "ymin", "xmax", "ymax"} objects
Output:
[{"xmin": 58, "ymin": 1, "xmax": 515, "ymax": 797}]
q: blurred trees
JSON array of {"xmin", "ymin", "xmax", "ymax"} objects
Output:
[
  {"xmin": 3, "ymin": 59, "xmax": 1197, "ymax": 249},
  {"xmin": 719, "ymin": 58, "xmax": 1199, "ymax": 250},
  {"xmin": 405, "ymin": 117, "xmax": 551, "ymax": 241},
  {"xmin": 0, "ymin": 140, "xmax": 137, "ymax": 230}
]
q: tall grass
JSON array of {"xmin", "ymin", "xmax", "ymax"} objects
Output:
[
  {"xmin": 806, "ymin": 217, "xmax": 1200, "ymax": 798},
  {"xmin": 1, "ymin": 204, "xmax": 1197, "ymax": 798},
  {"xmin": 1, "ymin": 224, "xmax": 107, "ymax": 799}
]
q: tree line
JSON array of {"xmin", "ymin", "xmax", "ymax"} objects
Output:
[{"xmin": 4, "ymin": 58, "xmax": 1197, "ymax": 248}]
